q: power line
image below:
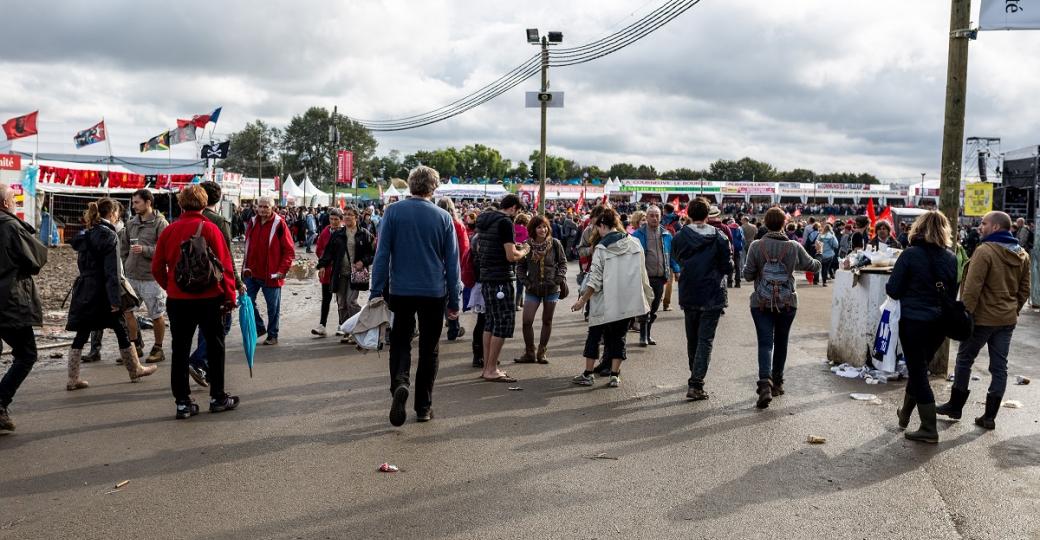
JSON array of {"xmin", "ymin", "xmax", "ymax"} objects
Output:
[{"xmin": 351, "ymin": 0, "xmax": 702, "ymax": 131}]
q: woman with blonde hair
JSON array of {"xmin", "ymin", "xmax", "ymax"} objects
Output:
[
  {"xmin": 885, "ymin": 211, "xmax": 957, "ymax": 444},
  {"xmin": 65, "ymin": 198, "xmax": 158, "ymax": 390},
  {"xmin": 627, "ymin": 210, "xmax": 646, "ymax": 234}
]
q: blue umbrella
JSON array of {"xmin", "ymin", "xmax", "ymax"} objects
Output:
[{"xmin": 238, "ymin": 294, "xmax": 257, "ymax": 377}]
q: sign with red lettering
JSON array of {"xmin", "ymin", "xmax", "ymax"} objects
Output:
[
  {"xmin": 0, "ymin": 153, "xmax": 21, "ymax": 170},
  {"xmin": 337, "ymin": 150, "xmax": 353, "ymax": 186}
]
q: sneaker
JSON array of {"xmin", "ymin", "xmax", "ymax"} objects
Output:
[
  {"xmin": 0, "ymin": 407, "xmax": 14, "ymax": 432},
  {"xmin": 188, "ymin": 365, "xmax": 209, "ymax": 387},
  {"xmin": 572, "ymin": 373, "xmax": 595, "ymax": 386},
  {"xmin": 686, "ymin": 387, "xmax": 709, "ymax": 401},
  {"xmin": 457, "ymin": 327, "xmax": 465, "ymax": 339},
  {"xmin": 340, "ymin": 335, "xmax": 356, "ymax": 345},
  {"xmin": 390, "ymin": 386, "xmax": 409, "ymax": 427},
  {"xmin": 311, "ymin": 325, "xmax": 328, "ymax": 337},
  {"xmin": 647, "ymin": 337, "xmax": 657, "ymax": 346},
  {"xmin": 263, "ymin": 337, "xmax": 278, "ymax": 346},
  {"xmin": 608, "ymin": 375, "xmax": 620, "ymax": 387},
  {"xmin": 209, "ymin": 394, "xmax": 240, "ymax": 413},
  {"xmin": 145, "ymin": 346, "xmax": 165, "ymax": 363},
  {"xmin": 416, "ymin": 409, "xmax": 433, "ymax": 423},
  {"xmin": 175, "ymin": 401, "xmax": 200, "ymax": 420}
]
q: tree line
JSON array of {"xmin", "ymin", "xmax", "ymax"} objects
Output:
[{"xmin": 221, "ymin": 106, "xmax": 879, "ymax": 187}]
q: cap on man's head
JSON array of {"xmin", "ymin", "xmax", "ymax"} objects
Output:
[{"xmin": 708, "ymin": 206, "xmax": 721, "ymax": 218}]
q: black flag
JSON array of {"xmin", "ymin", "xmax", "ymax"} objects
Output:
[{"xmin": 201, "ymin": 141, "xmax": 230, "ymax": 159}]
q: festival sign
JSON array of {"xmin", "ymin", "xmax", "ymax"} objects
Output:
[
  {"xmin": 964, "ymin": 182, "xmax": 994, "ymax": 216},
  {"xmin": 0, "ymin": 153, "xmax": 20, "ymax": 170},
  {"xmin": 620, "ymin": 180, "xmax": 721, "ymax": 193},
  {"xmin": 721, "ymin": 182, "xmax": 776, "ymax": 195}
]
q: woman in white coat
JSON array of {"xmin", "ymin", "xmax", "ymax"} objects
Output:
[{"xmin": 570, "ymin": 208, "xmax": 652, "ymax": 388}]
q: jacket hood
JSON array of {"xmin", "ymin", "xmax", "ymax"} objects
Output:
[
  {"xmin": 0, "ymin": 208, "xmax": 35, "ymax": 235},
  {"xmin": 599, "ymin": 232, "xmax": 638, "ymax": 255},
  {"xmin": 982, "ymin": 234, "xmax": 1028, "ymax": 267},
  {"xmin": 680, "ymin": 223, "xmax": 719, "ymax": 250}
]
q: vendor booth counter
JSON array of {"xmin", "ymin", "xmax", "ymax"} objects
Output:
[{"xmin": 827, "ymin": 268, "xmax": 948, "ymax": 373}]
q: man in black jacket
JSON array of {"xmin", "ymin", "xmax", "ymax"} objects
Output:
[
  {"xmin": 671, "ymin": 197, "xmax": 732, "ymax": 401},
  {"xmin": 0, "ymin": 183, "xmax": 49, "ymax": 431},
  {"xmin": 316, "ymin": 205, "xmax": 375, "ymax": 343}
]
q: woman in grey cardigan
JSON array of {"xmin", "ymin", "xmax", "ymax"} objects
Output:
[{"xmin": 742, "ymin": 207, "xmax": 821, "ymax": 409}]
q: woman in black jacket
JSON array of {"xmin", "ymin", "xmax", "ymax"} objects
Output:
[
  {"xmin": 65, "ymin": 198, "xmax": 157, "ymax": 391},
  {"xmin": 885, "ymin": 211, "xmax": 958, "ymax": 444},
  {"xmin": 315, "ymin": 205, "xmax": 375, "ymax": 342}
]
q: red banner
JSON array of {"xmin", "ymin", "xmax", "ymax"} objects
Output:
[
  {"xmin": 0, "ymin": 153, "xmax": 20, "ymax": 170},
  {"xmin": 337, "ymin": 150, "xmax": 353, "ymax": 186}
]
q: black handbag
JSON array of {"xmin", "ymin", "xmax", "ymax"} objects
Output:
[{"xmin": 929, "ymin": 253, "xmax": 973, "ymax": 341}]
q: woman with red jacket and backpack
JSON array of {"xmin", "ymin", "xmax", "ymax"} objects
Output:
[{"xmin": 152, "ymin": 185, "xmax": 239, "ymax": 420}]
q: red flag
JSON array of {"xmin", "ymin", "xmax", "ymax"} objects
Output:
[
  {"xmin": 866, "ymin": 198, "xmax": 876, "ymax": 224},
  {"xmin": 670, "ymin": 197, "xmax": 685, "ymax": 217},
  {"xmin": 339, "ymin": 196, "xmax": 346, "ymax": 210},
  {"xmin": 878, "ymin": 206, "xmax": 892, "ymax": 226},
  {"xmin": 3, "ymin": 111, "xmax": 38, "ymax": 140},
  {"xmin": 793, "ymin": 208, "xmax": 802, "ymax": 218},
  {"xmin": 533, "ymin": 190, "xmax": 540, "ymax": 212},
  {"xmin": 601, "ymin": 193, "xmax": 609, "ymax": 206},
  {"xmin": 575, "ymin": 190, "xmax": 585, "ymax": 212},
  {"xmin": 827, "ymin": 214, "xmax": 836, "ymax": 225}
]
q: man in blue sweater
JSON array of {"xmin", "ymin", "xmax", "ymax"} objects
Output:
[{"xmin": 370, "ymin": 166, "xmax": 461, "ymax": 426}]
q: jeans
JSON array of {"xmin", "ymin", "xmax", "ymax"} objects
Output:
[
  {"xmin": 387, "ymin": 295, "xmax": 446, "ymax": 414},
  {"xmin": 168, "ymin": 296, "xmax": 228, "ymax": 403},
  {"xmin": 954, "ymin": 324, "xmax": 1015, "ymax": 397},
  {"xmin": 750, "ymin": 307, "xmax": 797, "ymax": 381},
  {"xmin": 683, "ymin": 309, "xmax": 723, "ymax": 389},
  {"xmin": 899, "ymin": 318, "xmax": 945, "ymax": 405},
  {"xmin": 820, "ymin": 257, "xmax": 835, "ymax": 284},
  {"xmin": 189, "ymin": 312, "xmax": 233, "ymax": 372},
  {"xmin": 319, "ymin": 282, "xmax": 333, "ymax": 327},
  {"xmin": 0, "ymin": 326, "xmax": 37, "ymax": 408},
  {"xmin": 245, "ymin": 277, "xmax": 282, "ymax": 339},
  {"xmin": 729, "ymin": 251, "xmax": 742, "ymax": 286}
]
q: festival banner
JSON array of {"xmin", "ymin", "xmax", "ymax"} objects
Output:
[
  {"xmin": 74, "ymin": 120, "xmax": 106, "ymax": 149},
  {"xmin": 964, "ymin": 182, "xmax": 994, "ymax": 216},
  {"xmin": 337, "ymin": 150, "xmax": 353, "ymax": 186},
  {"xmin": 0, "ymin": 153, "xmax": 20, "ymax": 170},
  {"xmin": 980, "ymin": 0, "xmax": 1040, "ymax": 30}
]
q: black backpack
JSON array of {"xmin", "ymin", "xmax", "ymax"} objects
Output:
[{"xmin": 175, "ymin": 222, "xmax": 224, "ymax": 293}]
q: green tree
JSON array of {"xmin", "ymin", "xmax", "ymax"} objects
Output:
[
  {"xmin": 281, "ymin": 106, "xmax": 377, "ymax": 189},
  {"xmin": 775, "ymin": 168, "xmax": 817, "ymax": 183},
  {"xmin": 222, "ymin": 120, "xmax": 282, "ymax": 178},
  {"xmin": 529, "ymin": 150, "xmax": 567, "ymax": 181},
  {"xmin": 709, "ymin": 157, "xmax": 776, "ymax": 182},
  {"xmin": 457, "ymin": 144, "xmax": 508, "ymax": 179},
  {"xmin": 636, "ymin": 164, "xmax": 658, "ymax": 180},
  {"xmin": 608, "ymin": 163, "xmax": 639, "ymax": 179},
  {"xmin": 661, "ymin": 168, "xmax": 708, "ymax": 180}
]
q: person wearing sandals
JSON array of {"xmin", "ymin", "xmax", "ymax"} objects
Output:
[
  {"xmin": 742, "ymin": 207, "xmax": 821, "ymax": 409},
  {"xmin": 65, "ymin": 198, "xmax": 158, "ymax": 391},
  {"xmin": 885, "ymin": 211, "xmax": 958, "ymax": 443},
  {"xmin": 570, "ymin": 209, "xmax": 652, "ymax": 388},
  {"xmin": 514, "ymin": 215, "xmax": 567, "ymax": 365},
  {"xmin": 152, "ymin": 186, "xmax": 239, "ymax": 420}
]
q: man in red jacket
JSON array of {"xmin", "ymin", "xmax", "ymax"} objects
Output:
[
  {"xmin": 243, "ymin": 196, "xmax": 296, "ymax": 345},
  {"xmin": 152, "ymin": 185, "xmax": 239, "ymax": 419}
]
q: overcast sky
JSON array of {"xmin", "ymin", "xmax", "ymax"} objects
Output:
[{"xmin": 3, "ymin": 0, "xmax": 1039, "ymax": 183}]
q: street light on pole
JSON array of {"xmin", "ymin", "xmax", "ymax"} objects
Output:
[
  {"xmin": 920, "ymin": 172, "xmax": 926, "ymax": 207},
  {"xmin": 527, "ymin": 28, "xmax": 563, "ymax": 216}
]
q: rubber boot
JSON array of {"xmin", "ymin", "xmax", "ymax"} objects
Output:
[
  {"xmin": 755, "ymin": 379, "xmax": 773, "ymax": 409},
  {"xmin": 905, "ymin": 403, "xmax": 939, "ymax": 444},
  {"xmin": 645, "ymin": 320, "xmax": 656, "ymax": 345},
  {"xmin": 896, "ymin": 392, "xmax": 915, "ymax": 429},
  {"xmin": 974, "ymin": 393, "xmax": 1001, "ymax": 430},
  {"xmin": 638, "ymin": 320, "xmax": 649, "ymax": 347},
  {"xmin": 936, "ymin": 387, "xmax": 970, "ymax": 420},
  {"xmin": 66, "ymin": 348, "xmax": 90, "ymax": 391},
  {"xmin": 122, "ymin": 347, "xmax": 158, "ymax": 382}
]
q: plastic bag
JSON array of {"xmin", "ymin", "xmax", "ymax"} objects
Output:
[
  {"xmin": 339, "ymin": 311, "xmax": 361, "ymax": 336},
  {"xmin": 354, "ymin": 326, "xmax": 382, "ymax": 350},
  {"xmin": 872, "ymin": 296, "xmax": 900, "ymax": 372}
]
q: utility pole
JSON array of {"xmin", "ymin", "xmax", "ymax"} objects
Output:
[
  {"xmin": 934, "ymin": 0, "xmax": 973, "ymax": 374},
  {"xmin": 938, "ymin": 0, "xmax": 972, "ymax": 234},
  {"xmin": 330, "ymin": 106, "xmax": 340, "ymax": 205},
  {"xmin": 538, "ymin": 36, "xmax": 549, "ymax": 216},
  {"xmin": 258, "ymin": 128, "xmax": 263, "ymax": 200}
]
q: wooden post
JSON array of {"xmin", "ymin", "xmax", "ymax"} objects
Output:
[{"xmin": 932, "ymin": 0, "xmax": 972, "ymax": 375}]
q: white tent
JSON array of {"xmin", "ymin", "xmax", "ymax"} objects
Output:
[
  {"xmin": 282, "ymin": 174, "xmax": 304, "ymax": 202},
  {"xmin": 299, "ymin": 175, "xmax": 331, "ymax": 206},
  {"xmin": 382, "ymin": 185, "xmax": 402, "ymax": 201},
  {"xmin": 434, "ymin": 183, "xmax": 508, "ymax": 199}
]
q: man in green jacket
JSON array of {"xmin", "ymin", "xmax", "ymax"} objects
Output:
[{"xmin": 0, "ymin": 183, "xmax": 49, "ymax": 431}]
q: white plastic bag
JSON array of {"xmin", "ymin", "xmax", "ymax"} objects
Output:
[
  {"xmin": 872, "ymin": 296, "xmax": 901, "ymax": 372},
  {"xmin": 339, "ymin": 311, "xmax": 361, "ymax": 336},
  {"xmin": 354, "ymin": 326, "xmax": 382, "ymax": 350}
]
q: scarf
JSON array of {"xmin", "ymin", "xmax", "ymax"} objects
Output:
[{"xmin": 982, "ymin": 230, "xmax": 1018, "ymax": 245}]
